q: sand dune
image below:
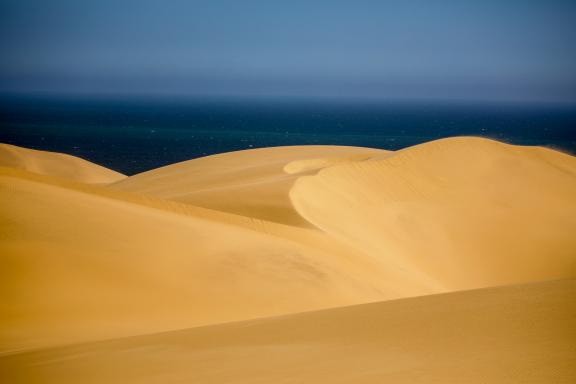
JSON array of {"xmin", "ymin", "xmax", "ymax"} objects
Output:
[
  {"xmin": 111, "ymin": 145, "xmax": 389, "ymax": 226},
  {"xmin": 1, "ymin": 137, "xmax": 575, "ymax": 382},
  {"xmin": 291, "ymin": 137, "xmax": 576, "ymax": 290},
  {"xmin": 1, "ymin": 166, "xmax": 426, "ymax": 352},
  {"xmin": 2, "ymin": 280, "xmax": 574, "ymax": 384},
  {"xmin": 0, "ymin": 143, "xmax": 125, "ymax": 184}
]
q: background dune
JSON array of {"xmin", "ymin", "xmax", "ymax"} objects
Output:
[
  {"xmin": 291, "ymin": 137, "xmax": 576, "ymax": 290},
  {"xmin": 2, "ymin": 280, "xmax": 574, "ymax": 384},
  {"xmin": 111, "ymin": 145, "xmax": 390, "ymax": 226},
  {"xmin": 0, "ymin": 144, "xmax": 125, "ymax": 184}
]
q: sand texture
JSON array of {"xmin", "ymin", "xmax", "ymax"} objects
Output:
[
  {"xmin": 1, "ymin": 137, "xmax": 575, "ymax": 382},
  {"xmin": 1, "ymin": 280, "xmax": 574, "ymax": 383},
  {"xmin": 0, "ymin": 144, "xmax": 125, "ymax": 184},
  {"xmin": 291, "ymin": 137, "xmax": 576, "ymax": 290},
  {"xmin": 111, "ymin": 145, "xmax": 390, "ymax": 226}
]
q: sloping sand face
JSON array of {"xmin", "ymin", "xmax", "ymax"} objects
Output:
[
  {"xmin": 111, "ymin": 145, "xmax": 390, "ymax": 226},
  {"xmin": 0, "ymin": 144, "xmax": 125, "ymax": 184},
  {"xmin": 1, "ymin": 167, "xmax": 405, "ymax": 351},
  {"xmin": 291, "ymin": 137, "xmax": 576, "ymax": 290},
  {"xmin": 2, "ymin": 280, "xmax": 574, "ymax": 384}
]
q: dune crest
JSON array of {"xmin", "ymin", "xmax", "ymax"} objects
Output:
[
  {"xmin": 111, "ymin": 145, "xmax": 389, "ymax": 226},
  {"xmin": 290, "ymin": 137, "xmax": 576, "ymax": 291},
  {"xmin": 283, "ymin": 153, "xmax": 374, "ymax": 174},
  {"xmin": 0, "ymin": 143, "xmax": 125, "ymax": 184}
]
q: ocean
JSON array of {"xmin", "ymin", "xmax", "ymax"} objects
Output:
[{"xmin": 1, "ymin": 94, "xmax": 575, "ymax": 175}]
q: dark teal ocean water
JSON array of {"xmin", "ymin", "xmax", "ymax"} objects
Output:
[{"xmin": 1, "ymin": 95, "xmax": 575, "ymax": 175}]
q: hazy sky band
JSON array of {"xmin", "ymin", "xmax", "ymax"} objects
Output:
[{"xmin": 1, "ymin": 0, "xmax": 575, "ymax": 102}]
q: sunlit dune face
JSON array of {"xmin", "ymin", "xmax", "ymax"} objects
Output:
[{"xmin": 0, "ymin": 144, "xmax": 125, "ymax": 184}]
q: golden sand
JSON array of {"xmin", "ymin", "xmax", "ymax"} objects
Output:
[
  {"xmin": 111, "ymin": 145, "xmax": 390, "ymax": 226},
  {"xmin": 1, "ymin": 137, "xmax": 574, "ymax": 382},
  {"xmin": 2, "ymin": 280, "xmax": 574, "ymax": 384},
  {"xmin": 0, "ymin": 144, "xmax": 125, "ymax": 184}
]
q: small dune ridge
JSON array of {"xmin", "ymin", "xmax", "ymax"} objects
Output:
[
  {"xmin": 0, "ymin": 143, "xmax": 125, "ymax": 184},
  {"xmin": 1, "ymin": 136, "xmax": 575, "ymax": 383},
  {"xmin": 283, "ymin": 153, "xmax": 378, "ymax": 174},
  {"xmin": 111, "ymin": 145, "xmax": 389, "ymax": 226}
]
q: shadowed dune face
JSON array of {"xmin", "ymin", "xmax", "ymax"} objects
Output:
[
  {"xmin": 1, "ymin": 280, "xmax": 574, "ymax": 384},
  {"xmin": 290, "ymin": 137, "xmax": 576, "ymax": 290},
  {"xmin": 111, "ymin": 145, "xmax": 390, "ymax": 226},
  {"xmin": 0, "ymin": 144, "xmax": 125, "ymax": 184}
]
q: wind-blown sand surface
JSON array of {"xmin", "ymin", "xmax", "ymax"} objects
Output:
[
  {"xmin": 1, "ymin": 280, "xmax": 574, "ymax": 383},
  {"xmin": 111, "ymin": 145, "xmax": 390, "ymax": 226},
  {"xmin": 0, "ymin": 144, "xmax": 125, "ymax": 184},
  {"xmin": 291, "ymin": 137, "xmax": 576, "ymax": 290},
  {"xmin": 0, "ymin": 166, "xmax": 398, "ymax": 351},
  {"xmin": 1, "ymin": 137, "xmax": 575, "ymax": 382}
]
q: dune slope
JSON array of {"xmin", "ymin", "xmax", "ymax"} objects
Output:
[
  {"xmin": 291, "ymin": 137, "xmax": 576, "ymax": 290},
  {"xmin": 2, "ymin": 137, "xmax": 575, "ymax": 365},
  {"xmin": 0, "ymin": 143, "xmax": 125, "ymax": 183},
  {"xmin": 1, "ymin": 280, "xmax": 574, "ymax": 384},
  {"xmin": 0, "ymin": 166, "xmax": 423, "ymax": 352},
  {"xmin": 111, "ymin": 145, "xmax": 389, "ymax": 226}
]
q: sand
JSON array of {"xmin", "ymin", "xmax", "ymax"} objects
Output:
[
  {"xmin": 0, "ymin": 166, "xmax": 394, "ymax": 352},
  {"xmin": 111, "ymin": 145, "xmax": 390, "ymax": 226},
  {"xmin": 1, "ymin": 137, "xmax": 575, "ymax": 382},
  {"xmin": 291, "ymin": 137, "xmax": 576, "ymax": 290},
  {"xmin": 1, "ymin": 280, "xmax": 574, "ymax": 383},
  {"xmin": 0, "ymin": 143, "xmax": 125, "ymax": 184}
]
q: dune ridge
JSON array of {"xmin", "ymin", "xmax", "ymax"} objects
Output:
[
  {"xmin": 1, "ymin": 137, "xmax": 575, "ymax": 382},
  {"xmin": 0, "ymin": 143, "xmax": 125, "ymax": 184},
  {"xmin": 291, "ymin": 137, "xmax": 576, "ymax": 290},
  {"xmin": 111, "ymin": 145, "xmax": 390, "ymax": 226}
]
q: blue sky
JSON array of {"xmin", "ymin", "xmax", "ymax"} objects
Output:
[{"xmin": 1, "ymin": 0, "xmax": 575, "ymax": 102}]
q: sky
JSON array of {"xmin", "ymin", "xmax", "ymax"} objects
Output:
[{"xmin": 1, "ymin": 0, "xmax": 575, "ymax": 103}]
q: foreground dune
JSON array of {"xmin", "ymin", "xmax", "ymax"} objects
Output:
[
  {"xmin": 111, "ymin": 145, "xmax": 390, "ymax": 226},
  {"xmin": 1, "ymin": 280, "xmax": 574, "ymax": 384},
  {"xmin": 0, "ymin": 143, "xmax": 125, "ymax": 184},
  {"xmin": 1, "ymin": 166, "xmax": 428, "ymax": 352}
]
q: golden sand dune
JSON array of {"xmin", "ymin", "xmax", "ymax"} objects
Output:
[
  {"xmin": 1, "ymin": 137, "xmax": 575, "ymax": 382},
  {"xmin": 111, "ymin": 145, "xmax": 389, "ymax": 226},
  {"xmin": 1, "ymin": 166, "xmax": 421, "ymax": 352},
  {"xmin": 2, "ymin": 280, "xmax": 574, "ymax": 384},
  {"xmin": 0, "ymin": 143, "xmax": 125, "ymax": 184},
  {"xmin": 291, "ymin": 137, "xmax": 576, "ymax": 291}
]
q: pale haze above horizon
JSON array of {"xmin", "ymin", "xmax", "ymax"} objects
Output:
[{"xmin": 1, "ymin": 0, "xmax": 575, "ymax": 103}]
